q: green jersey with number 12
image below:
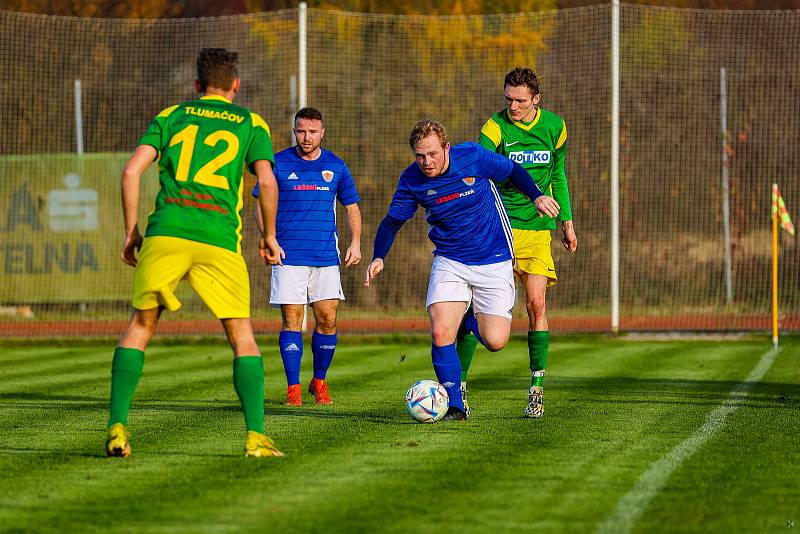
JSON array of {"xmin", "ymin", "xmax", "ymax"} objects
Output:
[
  {"xmin": 138, "ymin": 95, "xmax": 274, "ymax": 253},
  {"xmin": 479, "ymin": 108, "xmax": 572, "ymax": 231}
]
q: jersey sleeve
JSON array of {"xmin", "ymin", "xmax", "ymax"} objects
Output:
[
  {"xmin": 477, "ymin": 144, "xmax": 515, "ymax": 182},
  {"xmin": 386, "ymin": 175, "xmax": 418, "ymax": 221},
  {"xmin": 245, "ymin": 112, "xmax": 275, "ymax": 173},
  {"xmin": 137, "ymin": 105, "xmax": 178, "ymax": 153},
  {"xmin": 550, "ymin": 120, "xmax": 573, "ymax": 221},
  {"xmin": 337, "ymin": 163, "xmax": 360, "ymax": 206},
  {"xmin": 478, "ymin": 117, "xmax": 502, "ymax": 151}
]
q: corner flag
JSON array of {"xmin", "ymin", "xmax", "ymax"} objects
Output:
[
  {"xmin": 772, "ymin": 183, "xmax": 795, "ymax": 236},
  {"xmin": 771, "ymin": 183, "xmax": 794, "ymax": 347}
]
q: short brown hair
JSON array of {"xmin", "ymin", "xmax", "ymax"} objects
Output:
[
  {"xmin": 196, "ymin": 48, "xmax": 239, "ymax": 92},
  {"xmin": 409, "ymin": 119, "xmax": 449, "ymax": 150},
  {"xmin": 504, "ymin": 67, "xmax": 539, "ymax": 96},
  {"xmin": 295, "ymin": 107, "xmax": 324, "ymax": 124}
]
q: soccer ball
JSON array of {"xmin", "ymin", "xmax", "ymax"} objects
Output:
[{"xmin": 405, "ymin": 380, "xmax": 449, "ymax": 423}]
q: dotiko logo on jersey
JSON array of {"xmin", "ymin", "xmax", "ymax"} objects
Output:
[{"xmin": 508, "ymin": 150, "xmax": 551, "ymax": 164}]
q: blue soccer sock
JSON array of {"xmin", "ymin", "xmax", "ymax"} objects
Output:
[
  {"xmin": 279, "ymin": 330, "xmax": 303, "ymax": 386},
  {"xmin": 312, "ymin": 331, "xmax": 337, "ymax": 380},
  {"xmin": 465, "ymin": 314, "xmax": 486, "ymax": 348},
  {"xmin": 431, "ymin": 343, "xmax": 464, "ymax": 412}
]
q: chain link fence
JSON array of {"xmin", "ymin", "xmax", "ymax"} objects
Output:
[{"xmin": 0, "ymin": 5, "xmax": 797, "ymax": 335}]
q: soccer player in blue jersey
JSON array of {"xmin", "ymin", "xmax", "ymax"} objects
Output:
[
  {"xmin": 364, "ymin": 120, "xmax": 559, "ymax": 421},
  {"xmin": 253, "ymin": 107, "xmax": 361, "ymax": 406}
]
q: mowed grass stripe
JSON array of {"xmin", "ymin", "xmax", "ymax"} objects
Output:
[
  {"xmin": 597, "ymin": 346, "xmax": 781, "ymax": 534},
  {"xmin": 0, "ymin": 338, "xmax": 795, "ymax": 533},
  {"xmin": 637, "ymin": 342, "xmax": 800, "ymax": 532},
  {"xmin": 432, "ymin": 341, "xmax": 763, "ymax": 532}
]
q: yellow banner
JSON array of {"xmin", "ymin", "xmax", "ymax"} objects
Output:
[{"xmin": 0, "ymin": 153, "xmax": 158, "ymax": 302}]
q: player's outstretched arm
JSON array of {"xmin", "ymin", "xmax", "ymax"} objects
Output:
[
  {"xmin": 120, "ymin": 144, "xmax": 157, "ymax": 267},
  {"xmin": 344, "ymin": 203, "xmax": 362, "ymax": 268},
  {"xmin": 254, "ymin": 159, "xmax": 284, "ymax": 265}
]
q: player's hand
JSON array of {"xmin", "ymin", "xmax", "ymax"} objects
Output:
[
  {"xmin": 561, "ymin": 220, "xmax": 577, "ymax": 253},
  {"xmin": 120, "ymin": 227, "xmax": 143, "ymax": 267},
  {"xmin": 259, "ymin": 236, "xmax": 284, "ymax": 265},
  {"xmin": 534, "ymin": 195, "xmax": 560, "ymax": 218},
  {"xmin": 344, "ymin": 242, "xmax": 362, "ymax": 268},
  {"xmin": 364, "ymin": 258, "xmax": 384, "ymax": 287}
]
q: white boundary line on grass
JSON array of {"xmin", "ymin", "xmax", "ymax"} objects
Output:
[{"xmin": 597, "ymin": 346, "xmax": 781, "ymax": 534}]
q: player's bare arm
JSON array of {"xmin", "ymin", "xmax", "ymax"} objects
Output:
[
  {"xmin": 119, "ymin": 144, "xmax": 157, "ymax": 267},
  {"xmin": 253, "ymin": 159, "xmax": 284, "ymax": 265},
  {"xmin": 364, "ymin": 258, "xmax": 384, "ymax": 287},
  {"xmin": 561, "ymin": 220, "xmax": 577, "ymax": 252},
  {"xmin": 344, "ymin": 203, "xmax": 362, "ymax": 268}
]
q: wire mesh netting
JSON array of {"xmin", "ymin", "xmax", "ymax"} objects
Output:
[{"xmin": 0, "ymin": 5, "xmax": 797, "ymax": 336}]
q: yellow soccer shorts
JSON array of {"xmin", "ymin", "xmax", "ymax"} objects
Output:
[
  {"xmin": 132, "ymin": 235, "xmax": 250, "ymax": 319},
  {"xmin": 512, "ymin": 228, "xmax": 558, "ymax": 287}
]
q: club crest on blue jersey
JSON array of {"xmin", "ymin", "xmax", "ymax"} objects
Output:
[
  {"xmin": 508, "ymin": 150, "xmax": 551, "ymax": 164},
  {"xmin": 322, "ymin": 170, "xmax": 334, "ymax": 182},
  {"xmin": 462, "ymin": 176, "xmax": 476, "ymax": 186}
]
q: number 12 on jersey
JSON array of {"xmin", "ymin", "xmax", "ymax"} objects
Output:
[{"xmin": 168, "ymin": 125, "xmax": 239, "ymax": 190}]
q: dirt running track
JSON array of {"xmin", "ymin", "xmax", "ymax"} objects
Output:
[{"xmin": 1, "ymin": 314, "xmax": 797, "ymax": 337}]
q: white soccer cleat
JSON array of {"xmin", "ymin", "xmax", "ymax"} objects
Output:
[{"xmin": 525, "ymin": 386, "xmax": 544, "ymax": 418}]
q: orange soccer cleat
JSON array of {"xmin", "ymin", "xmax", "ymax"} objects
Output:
[
  {"xmin": 285, "ymin": 384, "xmax": 302, "ymax": 406},
  {"xmin": 308, "ymin": 378, "xmax": 332, "ymax": 405}
]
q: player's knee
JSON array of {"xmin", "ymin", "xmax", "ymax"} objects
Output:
[
  {"xmin": 315, "ymin": 314, "xmax": 337, "ymax": 334},
  {"xmin": 430, "ymin": 326, "xmax": 455, "ymax": 346},
  {"xmin": 232, "ymin": 340, "xmax": 259, "ymax": 357},
  {"xmin": 483, "ymin": 332, "xmax": 509, "ymax": 352}
]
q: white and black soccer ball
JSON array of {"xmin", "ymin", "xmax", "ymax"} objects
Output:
[{"xmin": 405, "ymin": 380, "xmax": 449, "ymax": 423}]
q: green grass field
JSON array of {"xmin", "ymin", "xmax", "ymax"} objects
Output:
[{"xmin": 1, "ymin": 335, "xmax": 798, "ymax": 533}]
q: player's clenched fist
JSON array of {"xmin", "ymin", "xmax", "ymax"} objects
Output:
[
  {"xmin": 259, "ymin": 236, "xmax": 284, "ymax": 265},
  {"xmin": 120, "ymin": 227, "xmax": 143, "ymax": 267},
  {"xmin": 534, "ymin": 195, "xmax": 560, "ymax": 219},
  {"xmin": 364, "ymin": 258, "xmax": 384, "ymax": 287}
]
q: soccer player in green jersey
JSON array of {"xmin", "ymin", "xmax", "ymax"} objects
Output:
[
  {"xmin": 105, "ymin": 48, "xmax": 284, "ymax": 458},
  {"xmin": 457, "ymin": 67, "xmax": 578, "ymax": 418}
]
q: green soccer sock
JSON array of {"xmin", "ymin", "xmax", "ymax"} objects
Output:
[
  {"xmin": 233, "ymin": 356, "xmax": 265, "ymax": 434},
  {"xmin": 528, "ymin": 330, "xmax": 549, "ymax": 388},
  {"xmin": 456, "ymin": 333, "xmax": 478, "ymax": 382},
  {"xmin": 108, "ymin": 347, "xmax": 145, "ymax": 427}
]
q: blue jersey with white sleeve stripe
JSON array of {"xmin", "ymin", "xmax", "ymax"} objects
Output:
[
  {"xmin": 252, "ymin": 147, "xmax": 360, "ymax": 266},
  {"xmin": 387, "ymin": 142, "xmax": 516, "ymax": 266}
]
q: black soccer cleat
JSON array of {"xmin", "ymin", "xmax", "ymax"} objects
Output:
[{"xmin": 440, "ymin": 406, "xmax": 467, "ymax": 422}]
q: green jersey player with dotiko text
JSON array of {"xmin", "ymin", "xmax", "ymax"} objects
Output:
[{"xmin": 457, "ymin": 67, "xmax": 578, "ymax": 419}]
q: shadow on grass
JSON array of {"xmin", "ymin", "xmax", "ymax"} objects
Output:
[
  {"xmin": 1, "ymin": 375, "xmax": 796, "ymax": 415},
  {"xmin": 466, "ymin": 375, "xmax": 798, "ymax": 409}
]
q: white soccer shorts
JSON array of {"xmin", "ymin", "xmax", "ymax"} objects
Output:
[
  {"xmin": 269, "ymin": 264, "xmax": 345, "ymax": 305},
  {"xmin": 425, "ymin": 256, "xmax": 515, "ymax": 319}
]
